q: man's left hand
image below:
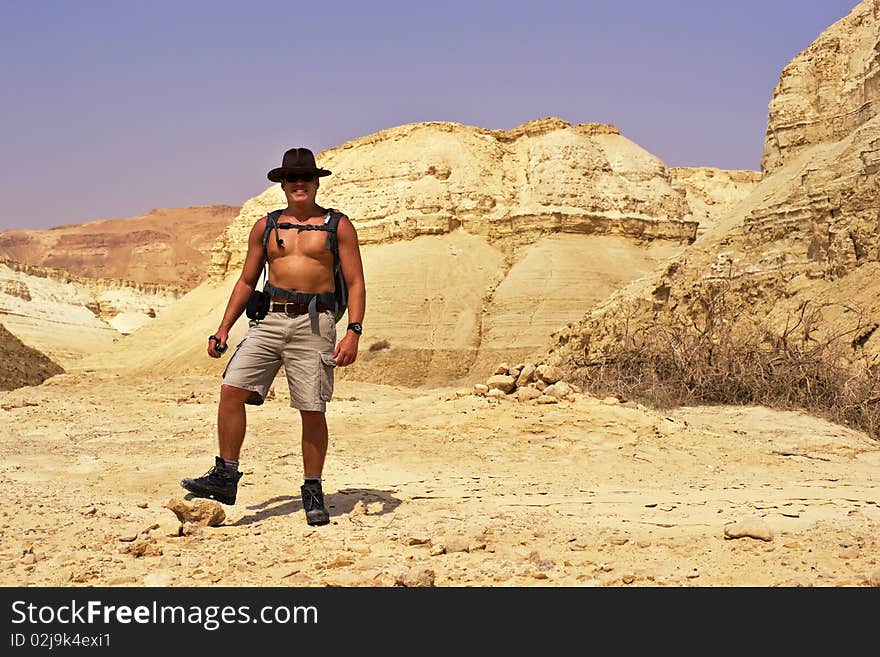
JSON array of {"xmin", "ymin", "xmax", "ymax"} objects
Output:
[{"xmin": 333, "ymin": 333, "xmax": 359, "ymax": 367}]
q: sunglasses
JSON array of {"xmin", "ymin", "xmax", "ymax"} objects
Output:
[{"xmin": 283, "ymin": 173, "xmax": 317, "ymax": 183}]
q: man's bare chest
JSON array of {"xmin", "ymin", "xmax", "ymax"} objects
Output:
[{"xmin": 267, "ymin": 224, "xmax": 332, "ymax": 261}]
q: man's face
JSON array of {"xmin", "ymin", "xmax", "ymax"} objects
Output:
[{"xmin": 281, "ymin": 173, "xmax": 318, "ymax": 203}]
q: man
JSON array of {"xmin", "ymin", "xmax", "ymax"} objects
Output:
[{"xmin": 181, "ymin": 147, "xmax": 366, "ymax": 526}]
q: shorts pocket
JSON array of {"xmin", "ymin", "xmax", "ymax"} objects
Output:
[
  {"xmin": 221, "ymin": 338, "xmax": 247, "ymax": 378},
  {"xmin": 318, "ymin": 352, "xmax": 336, "ymax": 401}
]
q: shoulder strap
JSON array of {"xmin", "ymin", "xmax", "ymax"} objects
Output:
[
  {"xmin": 323, "ymin": 210, "xmax": 345, "ymax": 256},
  {"xmin": 257, "ymin": 210, "xmax": 284, "ymax": 285},
  {"xmin": 263, "ymin": 210, "xmax": 284, "ymax": 251}
]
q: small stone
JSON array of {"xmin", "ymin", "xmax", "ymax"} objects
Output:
[
  {"xmin": 535, "ymin": 365, "xmax": 562, "ymax": 384},
  {"xmin": 544, "ymin": 382, "xmax": 572, "ymax": 399},
  {"xmin": 724, "ymin": 517, "xmax": 774, "ymax": 542},
  {"xmin": 144, "ymin": 570, "xmax": 173, "ymax": 586},
  {"xmin": 164, "ymin": 498, "xmax": 225, "ymax": 527},
  {"xmin": 429, "ymin": 544, "xmax": 446, "ymax": 556},
  {"xmin": 516, "ymin": 364, "xmax": 536, "ymax": 387},
  {"xmin": 443, "ymin": 537, "xmax": 470, "ymax": 554},
  {"xmin": 395, "ymin": 568, "xmax": 435, "ymax": 587},
  {"xmin": 472, "ymin": 384, "xmax": 489, "ymax": 396},
  {"xmin": 601, "ymin": 396, "xmax": 620, "ymax": 405},
  {"xmin": 839, "ymin": 546, "xmax": 859, "ymax": 560},
  {"xmin": 486, "ymin": 388, "xmax": 507, "ymax": 399},
  {"xmin": 180, "ymin": 522, "xmax": 203, "ymax": 536},
  {"xmin": 516, "ymin": 387, "xmax": 541, "ymax": 402},
  {"xmin": 486, "ymin": 375, "xmax": 516, "ymax": 394},
  {"xmin": 534, "ymin": 395, "xmax": 558, "ymax": 404},
  {"xmin": 137, "ymin": 502, "xmax": 149, "ymax": 509}
]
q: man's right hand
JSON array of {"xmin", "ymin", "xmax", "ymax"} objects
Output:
[{"xmin": 208, "ymin": 331, "xmax": 229, "ymax": 358}]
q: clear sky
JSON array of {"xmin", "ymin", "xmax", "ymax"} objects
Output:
[{"xmin": 0, "ymin": 0, "xmax": 860, "ymax": 231}]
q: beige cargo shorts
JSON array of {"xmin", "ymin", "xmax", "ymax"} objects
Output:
[{"xmin": 222, "ymin": 310, "xmax": 337, "ymax": 412}]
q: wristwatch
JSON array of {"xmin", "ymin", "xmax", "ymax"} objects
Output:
[{"xmin": 347, "ymin": 322, "xmax": 363, "ymax": 335}]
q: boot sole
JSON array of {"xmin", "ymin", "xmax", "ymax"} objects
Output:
[{"xmin": 180, "ymin": 480, "xmax": 237, "ymax": 505}]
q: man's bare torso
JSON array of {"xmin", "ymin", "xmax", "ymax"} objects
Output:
[{"xmin": 265, "ymin": 211, "xmax": 335, "ymax": 296}]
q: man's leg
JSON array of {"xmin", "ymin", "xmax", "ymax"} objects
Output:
[
  {"xmin": 300, "ymin": 410, "xmax": 330, "ymax": 526},
  {"xmin": 180, "ymin": 384, "xmax": 253, "ymax": 504},
  {"xmin": 218, "ymin": 384, "xmax": 256, "ymax": 460},
  {"xmin": 300, "ymin": 410, "xmax": 328, "ymax": 477}
]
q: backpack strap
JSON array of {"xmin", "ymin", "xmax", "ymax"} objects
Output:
[
  {"xmin": 260, "ymin": 209, "xmax": 346, "ymax": 334},
  {"xmin": 263, "ymin": 209, "xmax": 284, "ymax": 250}
]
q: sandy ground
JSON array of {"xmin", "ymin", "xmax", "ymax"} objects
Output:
[{"xmin": 1, "ymin": 370, "xmax": 878, "ymax": 588}]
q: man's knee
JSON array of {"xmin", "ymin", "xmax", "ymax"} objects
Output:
[
  {"xmin": 300, "ymin": 410, "xmax": 327, "ymax": 427},
  {"xmin": 220, "ymin": 384, "xmax": 258, "ymax": 405}
]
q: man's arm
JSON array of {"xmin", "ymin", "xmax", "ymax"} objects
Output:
[
  {"xmin": 333, "ymin": 216, "xmax": 365, "ymax": 367},
  {"xmin": 208, "ymin": 217, "xmax": 267, "ymax": 358}
]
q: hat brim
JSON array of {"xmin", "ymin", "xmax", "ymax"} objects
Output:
[{"xmin": 267, "ymin": 167, "xmax": 332, "ymax": 182}]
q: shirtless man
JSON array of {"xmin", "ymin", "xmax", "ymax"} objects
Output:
[{"xmin": 181, "ymin": 147, "xmax": 366, "ymax": 526}]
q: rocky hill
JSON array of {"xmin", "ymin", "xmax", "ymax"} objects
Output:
[
  {"xmin": 543, "ymin": 0, "xmax": 880, "ymax": 384},
  {"xmin": 0, "ymin": 323, "xmax": 63, "ymax": 391},
  {"xmin": 77, "ymin": 119, "xmax": 757, "ymax": 385},
  {"xmin": 0, "ymin": 205, "xmax": 239, "ymax": 289},
  {"xmin": 0, "ymin": 205, "xmax": 238, "ymax": 372},
  {"xmin": 0, "ymin": 259, "xmax": 184, "ymax": 366}
]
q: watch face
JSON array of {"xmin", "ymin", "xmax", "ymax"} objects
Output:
[{"xmin": 348, "ymin": 323, "xmax": 362, "ymax": 334}]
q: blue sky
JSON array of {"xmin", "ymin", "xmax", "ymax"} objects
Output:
[{"xmin": 0, "ymin": 0, "xmax": 860, "ymax": 231}]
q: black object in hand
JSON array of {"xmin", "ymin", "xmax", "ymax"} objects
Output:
[{"xmin": 209, "ymin": 335, "xmax": 227, "ymax": 354}]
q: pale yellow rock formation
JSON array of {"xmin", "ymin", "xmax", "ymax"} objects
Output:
[
  {"xmin": 0, "ymin": 260, "xmax": 182, "ymax": 365},
  {"xmin": 544, "ymin": 0, "xmax": 880, "ymax": 380},
  {"xmin": 78, "ymin": 117, "xmax": 757, "ymax": 386},
  {"xmin": 761, "ymin": 1, "xmax": 879, "ymax": 173},
  {"xmin": 209, "ymin": 117, "xmax": 703, "ymax": 281},
  {"xmin": 668, "ymin": 167, "xmax": 762, "ymax": 236}
]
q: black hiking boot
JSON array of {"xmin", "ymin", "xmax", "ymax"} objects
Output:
[
  {"xmin": 300, "ymin": 480, "xmax": 330, "ymax": 526},
  {"xmin": 180, "ymin": 457, "xmax": 243, "ymax": 505}
]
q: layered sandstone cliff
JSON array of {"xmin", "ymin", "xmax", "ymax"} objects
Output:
[
  {"xmin": 668, "ymin": 168, "xmax": 762, "ymax": 236},
  {"xmin": 0, "ymin": 260, "xmax": 183, "ymax": 365},
  {"xmin": 761, "ymin": 1, "xmax": 880, "ymax": 173},
  {"xmin": 0, "ymin": 205, "xmax": 238, "ymax": 289},
  {"xmin": 544, "ymin": 0, "xmax": 880, "ymax": 379},
  {"xmin": 209, "ymin": 118, "xmax": 709, "ymax": 280}
]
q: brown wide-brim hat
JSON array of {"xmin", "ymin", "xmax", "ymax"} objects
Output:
[{"xmin": 267, "ymin": 147, "xmax": 332, "ymax": 182}]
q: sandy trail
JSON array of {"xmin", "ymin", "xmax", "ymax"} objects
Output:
[{"xmin": 1, "ymin": 372, "xmax": 878, "ymax": 587}]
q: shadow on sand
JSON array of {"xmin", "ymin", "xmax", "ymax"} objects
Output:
[{"xmin": 231, "ymin": 487, "xmax": 402, "ymax": 526}]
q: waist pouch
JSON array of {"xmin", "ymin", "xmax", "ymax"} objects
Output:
[{"xmin": 245, "ymin": 289, "xmax": 271, "ymax": 320}]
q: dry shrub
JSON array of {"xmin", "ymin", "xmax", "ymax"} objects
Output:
[{"xmin": 573, "ymin": 281, "xmax": 880, "ymax": 439}]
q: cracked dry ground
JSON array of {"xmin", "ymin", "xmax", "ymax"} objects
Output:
[{"xmin": 1, "ymin": 371, "xmax": 878, "ymax": 587}]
